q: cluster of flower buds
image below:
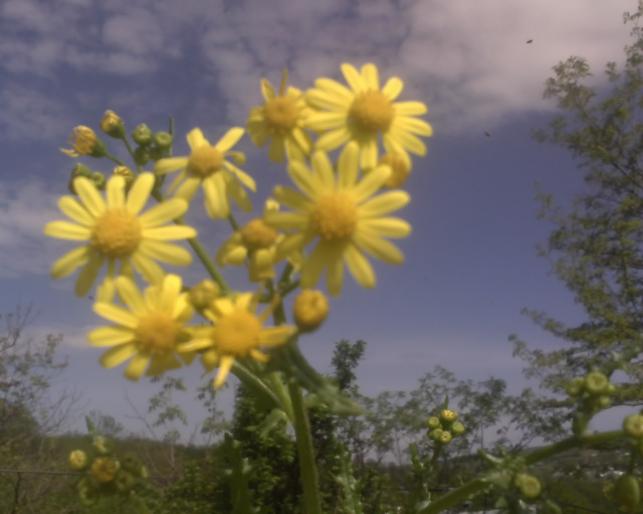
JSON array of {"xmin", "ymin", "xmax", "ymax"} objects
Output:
[
  {"xmin": 426, "ymin": 408, "xmax": 465, "ymax": 445},
  {"xmin": 129, "ymin": 121, "xmax": 173, "ymax": 165},
  {"xmin": 567, "ymin": 370, "xmax": 616, "ymax": 436},
  {"xmin": 67, "ymin": 435, "xmax": 148, "ymax": 506}
]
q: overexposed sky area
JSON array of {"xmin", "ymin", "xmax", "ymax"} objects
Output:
[{"xmin": 0, "ymin": 0, "xmax": 637, "ymax": 440}]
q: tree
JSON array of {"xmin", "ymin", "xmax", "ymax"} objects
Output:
[{"xmin": 511, "ymin": 2, "xmax": 643, "ymax": 441}]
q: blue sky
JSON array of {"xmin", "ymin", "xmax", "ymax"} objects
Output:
[{"xmin": 0, "ymin": 0, "xmax": 636, "ymax": 442}]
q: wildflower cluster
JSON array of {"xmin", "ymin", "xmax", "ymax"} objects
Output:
[
  {"xmin": 44, "ymin": 62, "xmax": 431, "ymax": 394},
  {"xmin": 426, "ymin": 408, "xmax": 465, "ymax": 445},
  {"xmin": 67, "ymin": 435, "xmax": 149, "ymax": 507}
]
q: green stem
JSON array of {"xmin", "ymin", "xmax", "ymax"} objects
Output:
[
  {"xmin": 120, "ymin": 137, "xmax": 141, "ymax": 173},
  {"xmin": 418, "ymin": 430, "xmax": 624, "ymax": 513},
  {"xmin": 232, "ymin": 361, "xmax": 281, "ymax": 409},
  {"xmin": 289, "ymin": 380, "xmax": 323, "ymax": 514}
]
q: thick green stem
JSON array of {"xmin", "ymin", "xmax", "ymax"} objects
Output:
[
  {"xmin": 418, "ymin": 430, "xmax": 624, "ymax": 513},
  {"xmin": 289, "ymin": 380, "xmax": 323, "ymax": 514}
]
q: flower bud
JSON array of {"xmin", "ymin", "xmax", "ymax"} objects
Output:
[
  {"xmin": 293, "ymin": 289, "xmax": 329, "ymax": 332},
  {"xmin": 91, "ymin": 171, "xmax": 106, "ymax": 190},
  {"xmin": 613, "ymin": 474, "xmax": 640, "ymax": 511},
  {"xmin": 451, "ymin": 421, "xmax": 465, "ymax": 436},
  {"xmin": 438, "ymin": 430, "xmax": 452, "ymax": 444},
  {"xmin": 90, "ymin": 456, "xmax": 120, "ymax": 483},
  {"xmin": 378, "ymin": 152, "xmax": 411, "ymax": 188},
  {"xmin": 68, "ymin": 450, "xmax": 88, "ymax": 470},
  {"xmin": 133, "ymin": 145, "xmax": 151, "ymax": 166},
  {"xmin": 132, "ymin": 123, "xmax": 153, "ymax": 145},
  {"xmin": 514, "ymin": 473, "xmax": 541, "ymax": 500},
  {"xmin": 112, "ymin": 165, "xmax": 135, "ymax": 188},
  {"xmin": 427, "ymin": 416, "xmax": 441, "ymax": 429},
  {"xmin": 565, "ymin": 377, "xmax": 585, "ymax": 397},
  {"xmin": 440, "ymin": 409, "xmax": 458, "ymax": 423},
  {"xmin": 240, "ymin": 218, "xmax": 278, "ymax": 250},
  {"xmin": 623, "ymin": 414, "xmax": 643, "ymax": 439},
  {"xmin": 154, "ymin": 131, "xmax": 173, "ymax": 150},
  {"xmin": 61, "ymin": 125, "xmax": 107, "ymax": 158},
  {"xmin": 429, "ymin": 428, "xmax": 443, "ymax": 441},
  {"xmin": 584, "ymin": 370, "xmax": 609, "ymax": 395},
  {"xmin": 92, "ymin": 435, "xmax": 108, "ymax": 454},
  {"xmin": 100, "ymin": 110, "xmax": 125, "ymax": 138},
  {"xmin": 189, "ymin": 279, "xmax": 220, "ymax": 312}
]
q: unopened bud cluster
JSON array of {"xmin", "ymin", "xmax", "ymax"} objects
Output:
[
  {"xmin": 427, "ymin": 408, "xmax": 465, "ymax": 445},
  {"xmin": 567, "ymin": 370, "xmax": 615, "ymax": 409},
  {"xmin": 67, "ymin": 434, "xmax": 148, "ymax": 506},
  {"xmin": 131, "ymin": 122, "xmax": 173, "ymax": 165}
]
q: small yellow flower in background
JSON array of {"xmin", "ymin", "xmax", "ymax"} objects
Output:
[
  {"xmin": 155, "ymin": 127, "xmax": 255, "ymax": 219},
  {"xmin": 266, "ymin": 142, "xmax": 411, "ymax": 296},
  {"xmin": 100, "ymin": 110, "xmax": 125, "ymax": 138},
  {"xmin": 90, "ymin": 456, "xmax": 120, "ymax": 483},
  {"xmin": 61, "ymin": 125, "xmax": 107, "ymax": 158},
  {"xmin": 69, "ymin": 450, "xmax": 88, "ymax": 470},
  {"xmin": 293, "ymin": 289, "xmax": 329, "ymax": 332},
  {"xmin": 378, "ymin": 152, "xmax": 412, "ymax": 188},
  {"xmin": 44, "ymin": 173, "xmax": 195, "ymax": 296},
  {"xmin": 247, "ymin": 69, "xmax": 312, "ymax": 162},
  {"xmin": 305, "ymin": 63, "xmax": 432, "ymax": 170},
  {"xmin": 201, "ymin": 293, "xmax": 296, "ymax": 388},
  {"xmin": 89, "ymin": 274, "xmax": 209, "ymax": 380}
]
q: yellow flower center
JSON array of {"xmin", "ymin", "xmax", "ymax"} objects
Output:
[
  {"xmin": 187, "ymin": 145, "xmax": 224, "ymax": 178},
  {"xmin": 91, "ymin": 209, "xmax": 142, "ymax": 258},
  {"xmin": 310, "ymin": 193, "xmax": 358, "ymax": 241},
  {"xmin": 240, "ymin": 218, "xmax": 278, "ymax": 249},
  {"xmin": 264, "ymin": 96, "xmax": 299, "ymax": 132},
  {"xmin": 135, "ymin": 312, "xmax": 180, "ymax": 352},
  {"xmin": 379, "ymin": 153, "xmax": 411, "ymax": 188},
  {"xmin": 349, "ymin": 91, "xmax": 394, "ymax": 134},
  {"xmin": 215, "ymin": 309, "xmax": 262, "ymax": 355}
]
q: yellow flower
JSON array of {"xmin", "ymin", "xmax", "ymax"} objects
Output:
[
  {"xmin": 265, "ymin": 142, "xmax": 411, "ymax": 295},
  {"xmin": 247, "ymin": 70, "xmax": 312, "ymax": 162},
  {"xmin": 90, "ymin": 457, "xmax": 120, "ymax": 483},
  {"xmin": 154, "ymin": 127, "xmax": 255, "ymax": 219},
  {"xmin": 61, "ymin": 125, "xmax": 106, "ymax": 158},
  {"xmin": 44, "ymin": 173, "xmax": 195, "ymax": 296},
  {"xmin": 201, "ymin": 293, "xmax": 296, "ymax": 388},
  {"xmin": 68, "ymin": 450, "xmax": 88, "ymax": 470},
  {"xmin": 89, "ymin": 274, "xmax": 208, "ymax": 380},
  {"xmin": 305, "ymin": 63, "xmax": 432, "ymax": 170}
]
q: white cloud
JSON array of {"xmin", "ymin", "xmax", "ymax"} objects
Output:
[{"xmin": 0, "ymin": 179, "xmax": 61, "ymax": 278}]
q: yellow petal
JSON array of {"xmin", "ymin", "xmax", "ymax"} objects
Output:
[
  {"xmin": 88, "ymin": 327, "xmax": 135, "ymax": 347},
  {"xmin": 268, "ymin": 136, "xmax": 286, "ymax": 162},
  {"xmin": 311, "ymin": 150, "xmax": 335, "ymax": 188},
  {"xmin": 215, "ymin": 127, "xmax": 244, "ymax": 153},
  {"xmin": 382, "ymin": 77, "xmax": 404, "ymax": 101},
  {"xmin": 394, "ymin": 117, "xmax": 433, "ymax": 137},
  {"xmin": 115, "ymin": 276, "xmax": 146, "ymax": 314},
  {"xmin": 177, "ymin": 338, "xmax": 212, "ymax": 353},
  {"xmin": 51, "ymin": 246, "xmax": 89, "ymax": 278},
  {"xmin": 272, "ymin": 185, "xmax": 310, "ymax": 211},
  {"xmin": 142, "ymin": 225, "xmax": 197, "ymax": 240},
  {"xmin": 44, "ymin": 221, "xmax": 91, "ymax": 240},
  {"xmin": 306, "ymin": 88, "xmax": 350, "ymax": 111},
  {"xmin": 359, "ymin": 138, "xmax": 378, "ymax": 170},
  {"xmin": 74, "ymin": 254, "xmax": 104, "ymax": 296},
  {"xmin": 94, "ymin": 302, "xmax": 139, "ymax": 328},
  {"xmin": 250, "ymin": 349, "xmax": 270, "ymax": 362},
  {"xmin": 394, "ymin": 101, "xmax": 427, "ymax": 116},
  {"xmin": 203, "ymin": 174, "xmax": 229, "ymax": 219},
  {"xmin": 341, "ymin": 63, "xmax": 366, "ymax": 92},
  {"xmin": 361, "ymin": 63, "xmax": 380, "ymax": 90},
  {"xmin": 314, "ymin": 78, "xmax": 354, "ymax": 101},
  {"xmin": 338, "ymin": 142, "xmax": 359, "ymax": 188},
  {"xmin": 106, "ymin": 175, "xmax": 125, "ymax": 208},
  {"xmin": 287, "ymin": 161, "xmax": 321, "ymax": 198},
  {"xmin": 155, "ymin": 156, "xmax": 189, "ymax": 175},
  {"xmin": 344, "ymin": 244, "xmax": 375, "ymax": 289},
  {"xmin": 126, "ymin": 173, "xmax": 154, "ymax": 215},
  {"xmin": 354, "ymin": 232, "xmax": 404, "ymax": 264},
  {"xmin": 259, "ymin": 326, "xmax": 296, "ymax": 347},
  {"xmin": 360, "ymin": 217, "xmax": 411, "ymax": 238},
  {"xmin": 131, "ymin": 253, "xmax": 165, "ymax": 283},
  {"xmin": 316, "ymin": 128, "xmax": 351, "ymax": 152},
  {"xmin": 213, "ymin": 355, "xmax": 234, "ymax": 388},
  {"xmin": 300, "ymin": 242, "xmax": 331, "ymax": 289},
  {"xmin": 327, "ymin": 250, "xmax": 344, "ymax": 296},
  {"xmin": 352, "ymin": 165, "xmax": 390, "ymax": 203},
  {"xmin": 138, "ymin": 240, "xmax": 192, "ymax": 265},
  {"xmin": 225, "ymin": 162, "xmax": 256, "ymax": 192},
  {"xmin": 388, "ymin": 128, "xmax": 427, "ymax": 156},
  {"xmin": 74, "ymin": 177, "xmax": 106, "ymax": 217},
  {"xmin": 174, "ymin": 176, "xmax": 201, "ymax": 200},
  {"xmin": 160, "ymin": 274, "xmax": 182, "ymax": 311},
  {"xmin": 264, "ymin": 211, "xmax": 307, "ymax": 231},
  {"xmin": 187, "ymin": 128, "xmax": 208, "ymax": 150},
  {"xmin": 124, "ymin": 353, "xmax": 150, "ymax": 381},
  {"xmin": 261, "ymin": 79, "xmax": 275, "ymax": 102},
  {"xmin": 58, "ymin": 196, "xmax": 93, "ymax": 226},
  {"xmin": 100, "ymin": 343, "xmax": 137, "ymax": 368},
  {"xmin": 139, "ymin": 198, "xmax": 187, "ymax": 228},
  {"xmin": 305, "ymin": 112, "xmax": 346, "ymax": 131},
  {"xmin": 360, "ymin": 191, "xmax": 410, "ymax": 217}
]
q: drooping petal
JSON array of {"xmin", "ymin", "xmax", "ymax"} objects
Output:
[
  {"xmin": 203, "ymin": 174, "xmax": 229, "ymax": 219},
  {"xmin": 326, "ymin": 248, "xmax": 345, "ymax": 296},
  {"xmin": 213, "ymin": 355, "xmax": 234, "ymax": 388},
  {"xmin": 300, "ymin": 242, "xmax": 331, "ymax": 289},
  {"xmin": 388, "ymin": 128, "xmax": 427, "ymax": 156},
  {"xmin": 124, "ymin": 353, "xmax": 150, "ymax": 381},
  {"xmin": 261, "ymin": 79, "xmax": 275, "ymax": 102},
  {"xmin": 174, "ymin": 176, "xmax": 201, "ymax": 200},
  {"xmin": 394, "ymin": 117, "xmax": 433, "ymax": 136},
  {"xmin": 74, "ymin": 253, "xmax": 104, "ymax": 296},
  {"xmin": 268, "ymin": 137, "xmax": 286, "ymax": 162},
  {"xmin": 225, "ymin": 162, "xmax": 256, "ymax": 191},
  {"xmin": 359, "ymin": 138, "xmax": 379, "ymax": 170},
  {"xmin": 51, "ymin": 246, "xmax": 89, "ymax": 278}
]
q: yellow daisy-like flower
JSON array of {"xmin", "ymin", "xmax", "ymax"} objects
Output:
[
  {"xmin": 265, "ymin": 142, "xmax": 411, "ymax": 296},
  {"xmin": 44, "ymin": 173, "xmax": 196, "ymax": 296},
  {"xmin": 154, "ymin": 127, "xmax": 256, "ymax": 219},
  {"xmin": 306, "ymin": 62, "xmax": 433, "ymax": 170},
  {"xmin": 247, "ymin": 70, "xmax": 312, "ymax": 163},
  {"xmin": 89, "ymin": 274, "xmax": 208, "ymax": 380},
  {"xmin": 201, "ymin": 293, "xmax": 296, "ymax": 388}
]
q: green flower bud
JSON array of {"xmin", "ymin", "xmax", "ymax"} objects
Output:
[
  {"xmin": 133, "ymin": 145, "xmax": 151, "ymax": 166},
  {"xmin": 613, "ymin": 474, "xmax": 640, "ymax": 511},
  {"xmin": 584, "ymin": 371, "xmax": 609, "ymax": 395},
  {"xmin": 440, "ymin": 409, "xmax": 458, "ymax": 423},
  {"xmin": 429, "ymin": 428, "xmax": 443, "ymax": 442},
  {"xmin": 154, "ymin": 131, "xmax": 173, "ymax": 149},
  {"xmin": 132, "ymin": 123, "xmax": 152, "ymax": 145},
  {"xmin": 438, "ymin": 430, "xmax": 452, "ymax": 444},
  {"xmin": 595, "ymin": 395, "xmax": 611, "ymax": 409},
  {"xmin": 451, "ymin": 421, "xmax": 465, "ymax": 436},
  {"xmin": 427, "ymin": 416, "xmax": 441, "ymax": 429},
  {"xmin": 623, "ymin": 414, "xmax": 643, "ymax": 439},
  {"xmin": 514, "ymin": 473, "xmax": 541, "ymax": 500},
  {"xmin": 91, "ymin": 171, "xmax": 106, "ymax": 190},
  {"xmin": 566, "ymin": 377, "xmax": 585, "ymax": 397}
]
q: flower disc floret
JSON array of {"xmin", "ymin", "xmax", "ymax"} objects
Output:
[
  {"xmin": 311, "ymin": 193, "xmax": 358, "ymax": 241},
  {"xmin": 187, "ymin": 145, "xmax": 224, "ymax": 178},
  {"xmin": 349, "ymin": 91, "xmax": 394, "ymax": 133},
  {"xmin": 91, "ymin": 210, "xmax": 142, "ymax": 258},
  {"xmin": 240, "ymin": 219, "xmax": 278, "ymax": 249},
  {"xmin": 265, "ymin": 96, "xmax": 300, "ymax": 131}
]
